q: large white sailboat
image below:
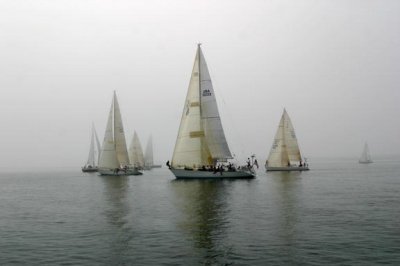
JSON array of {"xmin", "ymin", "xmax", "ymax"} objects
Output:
[
  {"xmin": 144, "ymin": 135, "xmax": 161, "ymax": 170},
  {"xmin": 128, "ymin": 131, "xmax": 145, "ymax": 170},
  {"xmin": 359, "ymin": 142, "xmax": 373, "ymax": 164},
  {"xmin": 82, "ymin": 124, "xmax": 101, "ymax": 172},
  {"xmin": 98, "ymin": 92, "xmax": 142, "ymax": 176},
  {"xmin": 170, "ymin": 44, "xmax": 255, "ymax": 179},
  {"xmin": 265, "ymin": 109, "xmax": 309, "ymax": 171}
]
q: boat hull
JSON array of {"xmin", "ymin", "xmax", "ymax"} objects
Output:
[
  {"xmin": 82, "ymin": 167, "xmax": 98, "ymax": 172},
  {"xmin": 170, "ymin": 168, "xmax": 255, "ymax": 179},
  {"xmin": 98, "ymin": 168, "xmax": 143, "ymax": 176},
  {"xmin": 266, "ymin": 166, "xmax": 309, "ymax": 171},
  {"xmin": 359, "ymin": 161, "xmax": 373, "ymax": 164}
]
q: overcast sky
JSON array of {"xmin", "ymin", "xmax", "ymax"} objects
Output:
[{"xmin": 0, "ymin": 0, "xmax": 399, "ymax": 170}]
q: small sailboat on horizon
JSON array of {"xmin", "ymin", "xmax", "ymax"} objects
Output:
[
  {"xmin": 265, "ymin": 109, "xmax": 309, "ymax": 171},
  {"xmin": 98, "ymin": 91, "xmax": 142, "ymax": 176},
  {"xmin": 169, "ymin": 44, "xmax": 255, "ymax": 179},
  {"xmin": 144, "ymin": 135, "xmax": 162, "ymax": 170},
  {"xmin": 359, "ymin": 142, "xmax": 373, "ymax": 164},
  {"xmin": 82, "ymin": 124, "xmax": 101, "ymax": 172}
]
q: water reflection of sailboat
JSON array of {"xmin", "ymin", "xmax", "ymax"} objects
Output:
[
  {"xmin": 171, "ymin": 180, "xmax": 231, "ymax": 264},
  {"xmin": 269, "ymin": 172, "xmax": 302, "ymax": 262},
  {"xmin": 100, "ymin": 176, "xmax": 132, "ymax": 262}
]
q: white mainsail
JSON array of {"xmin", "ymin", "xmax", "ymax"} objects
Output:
[
  {"xmin": 98, "ymin": 92, "xmax": 130, "ymax": 170},
  {"xmin": 85, "ymin": 124, "xmax": 97, "ymax": 167},
  {"xmin": 85, "ymin": 124, "xmax": 102, "ymax": 167},
  {"xmin": 144, "ymin": 135, "xmax": 154, "ymax": 168},
  {"xmin": 171, "ymin": 45, "xmax": 232, "ymax": 169},
  {"xmin": 267, "ymin": 109, "xmax": 303, "ymax": 167},
  {"xmin": 359, "ymin": 142, "xmax": 372, "ymax": 163},
  {"xmin": 94, "ymin": 125, "xmax": 101, "ymax": 163},
  {"xmin": 129, "ymin": 131, "xmax": 145, "ymax": 168}
]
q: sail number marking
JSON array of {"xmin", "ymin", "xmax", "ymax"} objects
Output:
[{"xmin": 202, "ymin": 89, "xmax": 212, "ymax": 97}]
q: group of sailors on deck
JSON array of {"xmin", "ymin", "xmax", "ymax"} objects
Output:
[
  {"xmin": 113, "ymin": 165, "xmax": 128, "ymax": 174},
  {"xmin": 166, "ymin": 158, "xmax": 258, "ymax": 173},
  {"xmin": 265, "ymin": 160, "xmax": 308, "ymax": 167}
]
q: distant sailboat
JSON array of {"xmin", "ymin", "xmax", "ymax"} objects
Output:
[
  {"xmin": 128, "ymin": 131, "xmax": 145, "ymax": 170},
  {"xmin": 82, "ymin": 124, "xmax": 101, "ymax": 172},
  {"xmin": 98, "ymin": 92, "xmax": 142, "ymax": 176},
  {"xmin": 265, "ymin": 109, "xmax": 309, "ymax": 171},
  {"xmin": 359, "ymin": 142, "xmax": 373, "ymax": 164},
  {"xmin": 169, "ymin": 44, "xmax": 255, "ymax": 179},
  {"xmin": 144, "ymin": 135, "xmax": 161, "ymax": 170}
]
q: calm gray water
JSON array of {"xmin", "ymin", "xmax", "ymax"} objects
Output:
[{"xmin": 1, "ymin": 158, "xmax": 399, "ymax": 265}]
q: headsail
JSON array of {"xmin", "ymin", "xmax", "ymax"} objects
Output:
[
  {"xmin": 267, "ymin": 109, "xmax": 302, "ymax": 167},
  {"xmin": 199, "ymin": 47, "xmax": 232, "ymax": 160}
]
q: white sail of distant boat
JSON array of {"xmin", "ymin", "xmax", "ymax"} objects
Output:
[
  {"xmin": 170, "ymin": 44, "xmax": 255, "ymax": 179},
  {"xmin": 82, "ymin": 124, "xmax": 101, "ymax": 172},
  {"xmin": 129, "ymin": 131, "xmax": 145, "ymax": 169},
  {"xmin": 266, "ymin": 109, "xmax": 309, "ymax": 171},
  {"xmin": 359, "ymin": 142, "xmax": 373, "ymax": 164},
  {"xmin": 144, "ymin": 135, "xmax": 154, "ymax": 169},
  {"xmin": 98, "ymin": 91, "xmax": 142, "ymax": 176},
  {"xmin": 144, "ymin": 135, "xmax": 161, "ymax": 170}
]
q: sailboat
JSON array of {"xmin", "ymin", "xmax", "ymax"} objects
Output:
[
  {"xmin": 98, "ymin": 91, "xmax": 142, "ymax": 176},
  {"xmin": 82, "ymin": 124, "xmax": 101, "ymax": 172},
  {"xmin": 169, "ymin": 44, "xmax": 255, "ymax": 179},
  {"xmin": 143, "ymin": 135, "xmax": 161, "ymax": 170},
  {"xmin": 128, "ymin": 131, "xmax": 145, "ymax": 170},
  {"xmin": 265, "ymin": 109, "xmax": 309, "ymax": 171},
  {"xmin": 359, "ymin": 142, "xmax": 373, "ymax": 164}
]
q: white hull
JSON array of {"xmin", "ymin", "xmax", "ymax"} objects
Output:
[
  {"xmin": 170, "ymin": 168, "xmax": 255, "ymax": 179},
  {"xmin": 266, "ymin": 166, "xmax": 309, "ymax": 171},
  {"xmin": 82, "ymin": 166, "xmax": 98, "ymax": 172},
  {"xmin": 98, "ymin": 167, "xmax": 143, "ymax": 176}
]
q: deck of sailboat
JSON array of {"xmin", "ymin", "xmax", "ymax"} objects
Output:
[{"xmin": 170, "ymin": 168, "xmax": 255, "ymax": 179}]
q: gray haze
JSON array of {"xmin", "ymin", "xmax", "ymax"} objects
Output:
[{"xmin": 1, "ymin": 0, "xmax": 399, "ymax": 170}]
